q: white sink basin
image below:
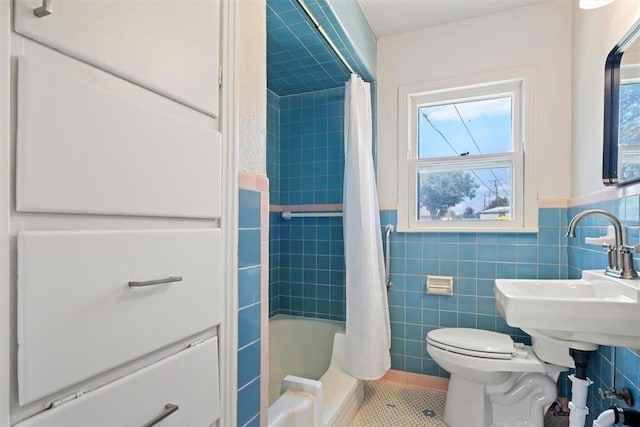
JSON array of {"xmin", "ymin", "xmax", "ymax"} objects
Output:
[{"xmin": 494, "ymin": 270, "xmax": 640, "ymax": 349}]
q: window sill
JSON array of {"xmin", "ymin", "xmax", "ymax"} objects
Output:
[{"xmin": 395, "ymin": 225, "xmax": 540, "ymax": 234}]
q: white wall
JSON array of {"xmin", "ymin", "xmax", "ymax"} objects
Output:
[
  {"xmin": 376, "ymin": 0, "xmax": 572, "ymax": 207},
  {"xmin": 571, "ymin": 0, "xmax": 640, "ymax": 198},
  {"xmin": 238, "ymin": 0, "xmax": 267, "ymax": 175}
]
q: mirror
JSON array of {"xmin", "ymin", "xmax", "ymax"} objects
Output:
[{"xmin": 603, "ymin": 18, "xmax": 640, "ymax": 185}]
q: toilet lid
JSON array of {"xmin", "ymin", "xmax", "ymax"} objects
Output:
[{"xmin": 427, "ymin": 328, "xmax": 515, "ymax": 360}]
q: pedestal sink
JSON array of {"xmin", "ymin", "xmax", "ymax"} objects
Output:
[{"xmin": 494, "ymin": 270, "xmax": 640, "ymax": 350}]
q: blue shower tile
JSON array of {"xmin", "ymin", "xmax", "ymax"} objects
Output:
[
  {"xmin": 439, "ymin": 295, "xmax": 458, "ymax": 312},
  {"xmin": 476, "ymin": 279, "xmax": 495, "ymax": 297},
  {"xmin": 477, "ymin": 262, "xmax": 496, "ymax": 279},
  {"xmin": 458, "ymin": 260, "xmax": 476, "ymax": 278},
  {"xmin": 239, "ymin": 266, "xmax": 261, "ymax": 309},
  {"xmin": 538, "ymin": 245, "xmax": 559, "ymax": 264},
  {"xmin": 439, "ymin": 311, "xmax": 457, "ymax": 327},
  {"xmin": 391, "ymin": 354, "xmax": 405, "ymax": 371},
  {"xmin": 539, "ymin": 208, "xmax": 560, "ymax": 227},
  {"xmin": 405, "ymin": 341, "xmax": 423, "ymax": 359},
  {"xmin": 238, "ymin": 341, "xmax": 261, "ymax": 388},
  {"xmin": 477, "ymin": 244, "xmax": 497, "ymax": 262},
  {"xmin": 516, "ymin": 245, "xmax": 537, "ymax": 263},
  {"xmin": 389, "ymin": 305, "xmax": 406, "ymax": 322},
  {"xmin": 496, "ymin": 263, "xmax": 517, "ymax": 279},
  {"xmin": 239, "ymin": 229, "xmax": 261, "ymax": 268},
  {"xmin": 237, "ymin": 378, "xmax": 260, "ymax": 427},
  {"xmin": 391, "ymin": 338, "xmax": 405, "ymax": 355},
  {"xmin": 441, "ymin": 260, "xmax": 457, "ymax": 276},
  {"xmin": 458, "ymin": 295, "xmax": 476, "ymax": 313},
  {"xmin": 458, "ymin": 313, "xmax": 476, "ymax": 328},
  {"xmin": 516, "ymin": 233, "xmax": 538, "ymax": 244},
  {"xmin": 405, "ymin": 356, "xmax": 422, "ymax": 374},
  {"xmin": 238, "ymin": 303, "xmax": 261, "ymax": 348},
  {"xmin": 496, "ymin": 245, "xmax": 517, "ymax": 262},
  {"xmin": 440, "ymin": 243, "xmax": 457, "ymax": 260},
  {"xmin": 538, "ymin": 227, "xmax": 560, "ymax": 245},
  {"xmin": 406, "ymin": 307, "xmax": 421, "ymax": 324},
  {"xmin": 516, "ymin": 263, "xmax": 537, "ymax": 279},
  {"xmin": 457, "ymin": 277, "xmax": 476, "ymax": 295},
  {"xmin": 239, "ymin": 190, "xmax": 261, "ymax": 229},
  {"xmin": 406, "ymin": 291, "xmax": 422, "ymax": 308},
  {"xmin": 406, "ymin": 259, "xmax": 422, "ymax": 275},
  {"xmin": 421, "ymin": 293, "xmax": 438, "ymax": 309},
  {"xmin": 476, "ymin": 314, "xmax": 496, "ymax": 331},
  {"xmin": 405, "ymin": 319, "xmax": 424, "ymax": 341},
  {"xmin": 458, "ymin": 244, "xmax": 477, "ymax": 260},
  {"xmin": 476, "ymin": 297, "xmax": 496, "ymax": 315},
  {"xmin": 391, "ymin": 322, "xmax": 405, "ymax": 339},
  {"xmin": 424, "ymin": 360, "xmax": 440, "ymax": 376},
  {"xmin": 422, "ymin": 309, "xmax": 439, "ymax": 326}
]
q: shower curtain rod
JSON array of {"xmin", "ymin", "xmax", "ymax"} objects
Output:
[
  {"xmin": 281, "ymin": 211, "xmax": 343, "ymax": 220},
  {"xmin": 295, "ymin": 0, "xmax": 356, "ymax": 76}
]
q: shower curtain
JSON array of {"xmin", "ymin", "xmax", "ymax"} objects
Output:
[{"xmin": 343, "ymin": 74, "xmax": 391, "ymax": 380}]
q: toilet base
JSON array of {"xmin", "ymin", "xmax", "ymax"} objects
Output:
[{"xmin": 444, "ymin": 372, "xmax": 558, "ymax": 427}]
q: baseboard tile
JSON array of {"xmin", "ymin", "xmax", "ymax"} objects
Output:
[{"xmin": 381, "ymin": 369, "xmax": 449, "ymax": 392}]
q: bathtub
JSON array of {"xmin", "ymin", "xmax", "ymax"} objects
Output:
[{"xmin": 268, "ymin": 315, "xmax": 364, "ymax": 427}]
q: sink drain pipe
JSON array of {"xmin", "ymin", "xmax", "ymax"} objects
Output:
[
  {"xmin": 569, "ymin": 349, "xmax": 593, "ymax": 427},
  {"xmin": 593, "ymin": 405, "xmax": 640, "ymax": 426}
]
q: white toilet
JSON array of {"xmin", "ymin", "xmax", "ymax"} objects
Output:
[{"xmin": 426, "ymin": 328, "xmax": 572, "ymax": 427}]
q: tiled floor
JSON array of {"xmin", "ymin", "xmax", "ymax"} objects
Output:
[
  {"xmin": 349, "ymin": 381, "xmax": 569, "ymax": 427},
  {"xmin": 349, "ymin": 381, "xmax": 448, "ymax": 427}
]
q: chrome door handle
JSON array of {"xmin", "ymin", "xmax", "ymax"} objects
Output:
[
  {"xmin": 142, "ymin": 403, "xmax": 179, "ymax": 427},
  {"xmin": 34, "ymin": 0, "xmax": 52, "ymax": 17},
  {"xmin": 128, "ymin": 276, "xmax": 183, "ymax": 288}
]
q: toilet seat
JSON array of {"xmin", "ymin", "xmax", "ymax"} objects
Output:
[{"xmin": 427, "ymin": 328, "xmax": 526, "ymax": 360}]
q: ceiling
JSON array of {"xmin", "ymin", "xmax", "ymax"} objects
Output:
[
  {"xmin": 267, "ymin": 0, "xmax": 353, "ymax": 96},
  {"xmin": 356, "ymin": 0, "xmax": 552, "ymax": 38}
]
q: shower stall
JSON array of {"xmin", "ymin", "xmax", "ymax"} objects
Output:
[{"xmin": 265, "ymin": 0, "xmax": 380, "ymax": 424}]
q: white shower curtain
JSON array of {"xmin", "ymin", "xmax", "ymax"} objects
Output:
[{"xmin": 343, "ymin": 74, "xmax": 391, "ymax": 380}]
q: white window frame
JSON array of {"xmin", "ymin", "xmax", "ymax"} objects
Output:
[{"xmin": 397, "ymin": 70, "xmax": 537, "ymax": 232}]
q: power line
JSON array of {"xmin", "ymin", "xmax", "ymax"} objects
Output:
[
  {"xmin": 421, "ymin": 112, "xmax": 501, "ymax": 203},
  {"xmin": 453, "ymin": 105, "xmax": 511, "ymax": 202}
]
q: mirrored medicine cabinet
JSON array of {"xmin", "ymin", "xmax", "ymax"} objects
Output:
[{"xmin": 603, "ymin": 17, "xmax": 640, "ymax": 186}]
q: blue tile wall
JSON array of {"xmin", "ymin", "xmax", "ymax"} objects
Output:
[
  {"xmin": 271, "ymin": 214, "xmax": 346, "ymax": 320},
  {"xmin": 238, "ymin": 189, "xmax": 262, "ymax": 427},
  {"xmin": 567, "ymin": 195, "xmax": 640, "ymax": 422},
  {"xmin": 268, "ymin": 86, "xmax": 346, "ymax": 318},
  {"xmin": 379, "ymin": 208, "xmax": 569, "ymax": 378},
  {"xmin": 279, "ymin": 87, "xmax": 345, "ymax": 205}
]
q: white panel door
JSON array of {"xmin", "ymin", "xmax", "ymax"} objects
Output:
[
  {"xmin": 16, "ymin": 337, "xmax": 220, "ymax": 427},
  {"xmin": 14, "ymin": 0, "xmax": 220, "ymax": 117},
  {"xmin": 17, "ymin": 229, "xmax": 224, "ymax": 405},
  {"xmin": 16, "ymin": 49, "xmax": 222, "ymax": 219}
]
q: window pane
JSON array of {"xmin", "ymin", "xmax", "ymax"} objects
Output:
[
  {"xmin": 619, "ymin": 82, "xmax": 640, "ymax": 181},
  {"xmin": 417, "ymin": 96, "xmax": 512, "ymax": 159},
  {"xmin": 416, "ymin": 166, "xmax": 512, "ymax": 221}
]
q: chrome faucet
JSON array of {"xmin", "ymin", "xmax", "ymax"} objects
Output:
[{"xmin": 566, "ymin": 209, "xmax": 638, "ymax": 279}]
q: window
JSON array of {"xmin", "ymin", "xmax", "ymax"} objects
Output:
[{"xmin": 397, "ymin": 72, "xmax": 537, "ymax": 232}]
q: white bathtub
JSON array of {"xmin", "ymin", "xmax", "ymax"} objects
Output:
[{"xmin": 268, "ymin": 315, "xmax": 364, "ymax": 427}]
